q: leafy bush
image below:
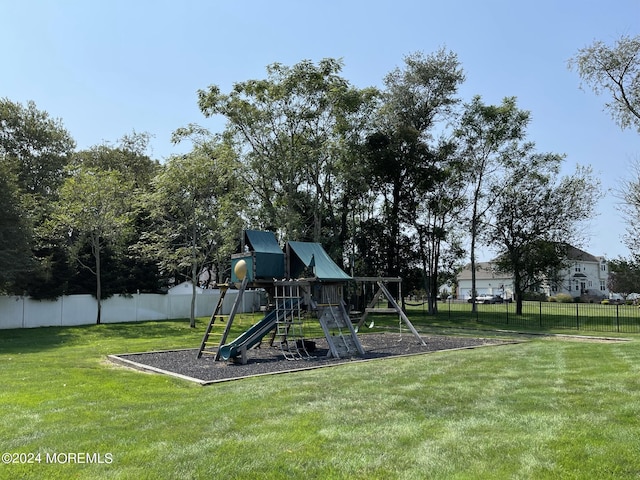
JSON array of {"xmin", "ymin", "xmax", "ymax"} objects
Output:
[
  {"xmin": 523, "ymin": 292, "xmax": 547, "ymax": 302},
  {"xmin": 551, "ymin": 293, "xmax": 574, "ymax": 303}
]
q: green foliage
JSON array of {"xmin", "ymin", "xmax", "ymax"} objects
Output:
[
  {"xmin": 0, "ymin": 162, "xmax": 32, "ymax": 292},
  {"xmin": 199, "ymin": 59, "xmax": 370, "ymax": 243},
  {"xmin": 608, "ymin": 257, "xmax": 640, "ymax": 295},
  {"xmin": 0, "ymin": 98, "xmax": 75, "ymax": 294},
  {"xmin": 141, "ymin": 140, "xmax": 245, "ymax": 325},
  {"xmin": 0, "ymin": 97, "xmax": 75, "ymax": 198},
  {"xmin": 552, "ymin": 293, "xmax": 574, "ymax": 303},
  {"xmin": 52, "ymin": 167, "xmax": 134, "ymax": 322},
  {"xmin": 569, "ymin": 35, "xmax": 640, "ymax": 133},
  {"xmin": 488, "ymin": 160, "xmax": 600, "ymax": 314}
]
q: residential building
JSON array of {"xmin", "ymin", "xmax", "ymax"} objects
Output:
[
  {"xmin": 456, "ymin": 246, "xmax": 609, "ymax": 300},
  {"xmin": 456, "ymin": 262, "xmax": 514, "ymax": 300}
]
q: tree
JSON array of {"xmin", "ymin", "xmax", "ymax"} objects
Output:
[
  {"xmin": 54, "ymin": 167, "xmax": 133, "ymax": 324},
  {"xmin": 569, "ymin": 35, "xmax": 640, "ymax": 133},
  {"xmin": 72, "ymin": 131, "xmax": 159, "ymax": 189},
  {"xmin": 413, "ymin": 141, "xmax": 468, "ymax": 313},
  {"xmin": 455, "ymin": 96, "xmax": 532, "ymax": 311},
  {"xmin": 142, "ymin": 140, "xmax": 245, "ymax": 327},
  {"xmin": 367, "ymin": 49, "xmax": 465, "ymax": 295},
  {"xmin": 0, "ymin": 98, "xmax": 75, "ymax": 296},
  {"xmin": 608, "ymin": 258, "xmax": 640, "ymax": 296},
  {"xmin": 616, "ymin": 158, "xmax": 640, "ymax": 256},
  {"xmin": 487, "ymin": 160, "xmax": 600, "ymax": 314},
  {"xmin": 0, "ymin": 161, "xmax": 32, "ymax": 291},
  {"xmin": 72, "ymin": 134, "xmax": 164, "ymax": 295},
  {"xmin": 569, "ymin": 36, "xmax": 640, "ymax": 262},
  {"xmin": 0, "ymin": 98, "xmax": 75, "ymax": 198},
  {"xmin": 197, "ymin": 58, "xmax": 377, "ymax": 251}
]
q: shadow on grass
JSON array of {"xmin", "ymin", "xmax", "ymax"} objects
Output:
[{"xmin": 0, "ymin": 319, "xmax": 201, "ymax": 354}]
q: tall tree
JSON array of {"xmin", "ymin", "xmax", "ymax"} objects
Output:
[
  {"xmin": 73, "ymin": 131, "xmax": 159, "ymax": 188},
  {"xmin": 72, "ymin": 134, "xmax": 163, "ymax": 295},
  {"xmin": 569, "ymin": 35, "xmax": 640, "ymax": 133},
  {"xmin": 413, "ymin": 140, "xmax": 468, "ymax": 313},
  {"xmin": 197, "ymin": 58, "xmax": 377, "ymax": 250},
  {"xmin": 367, "ymin": 49, "xmax": 465, "ymax": 288},
  {"xmin": 487, "ymin": 160, "xmax": 600, "ymax": 314},
  {"xmin": 618, "ymin": 158, "xmax": 640, "ymax": 256},
  {"xmin": 142, "ymin": 140, "xmax": 245, "ymax": 327},
  {"xmin": 54, "ymin": 167, "xmax": 133, "ymax": 324},
  {"xmin": 607, "ymin": 258, "xmax": 640, "ymax": 296},
  {"xmin": 0, "ymin": 161, "xmax": 32, "ymax": 291},
  {"xmin": 0, "ymin": 98, "xmax": 75, "ymax": 296},
  {"xmin": 569, "ymin": 35, "xmax": 640, "ymax": 266},
  {"xmin": 0, "ymin": 98, "xmax": 75, "ymax": 199},
  {"xmin": 455, "ymin": 96, "xmax": 532, "ymax": 311}
]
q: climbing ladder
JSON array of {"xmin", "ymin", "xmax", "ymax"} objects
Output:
[
  {"xmin": 196, "ymin": 284, "xmax": 229, "ymax": 359},
  {"xmin": 317, "ymin": 284, "xmax": 365, "ymax": 359},
  {"xmin": 273, "ymin": 281, "xmax": 309, "ymax": 360},
  {"xmin": 196, "ymin": 276, "xmax": 249, "ymax": 359}
]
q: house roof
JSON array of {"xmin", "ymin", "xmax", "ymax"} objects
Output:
[
  {"xmin": 457, "ymin": 245, "xmax": 602, "ymax": 282},
  {"xmin": 457, "ymin": 262, "xmax": 513, "ymax": 281},
  {"xmin": 565, "ymin": 245, "xmax": 600, "ymax": 263}
]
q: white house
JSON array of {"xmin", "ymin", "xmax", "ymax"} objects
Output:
[
  {"xmin": 542, "ymin": 246, "xmax": 609, "ymax": 299},
  {"xmin": 456, "ymin": 262, "xmax": 515, "ymax": 300},
  {"xmin": 456, "ymin": 246, "xmax": 610, "ymax": 300}
]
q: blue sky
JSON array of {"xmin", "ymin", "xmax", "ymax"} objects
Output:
[{"xmin": 2, "ymin": 0, "xmax": 639, "ymax": 260}]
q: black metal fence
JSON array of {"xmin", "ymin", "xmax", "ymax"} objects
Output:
[{"xmin": 433, "ymin": 300, "xmax": 640, "ymax": 334}]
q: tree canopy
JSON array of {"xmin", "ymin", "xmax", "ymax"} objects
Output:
[
  {"xmin": 0, "ymin": 50, "xmax": 607, "ymax": 318},
  {"xmin": 569, "ymin": 35, "xmax": 640, "ymax": 133}
]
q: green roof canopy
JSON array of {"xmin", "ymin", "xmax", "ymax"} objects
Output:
[
  {"xmin": 244, "ymin": 230, "xmax": 283, "ymax": 254},
  {"xmin": 287, "ymin": 241, "xmax": 351, "ymax": 282}
]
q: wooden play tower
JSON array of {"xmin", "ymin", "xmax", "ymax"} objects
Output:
[{"xmin": 197, "ymin": 230, "xmax": 423, "ymax": 362}]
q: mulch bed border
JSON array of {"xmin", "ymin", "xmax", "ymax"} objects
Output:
[{"xmin": 108, "ymin": 334, "xmax": 522, "ymax": 386}]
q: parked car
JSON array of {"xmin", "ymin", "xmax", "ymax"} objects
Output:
[{"xmin": 468, "ymin": 295, "xmax": 504, "ymax": 304}]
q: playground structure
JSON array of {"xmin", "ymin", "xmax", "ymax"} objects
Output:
[{"xmin": 197, "ymin": 230, "xmax": 424, "ymax": 363}]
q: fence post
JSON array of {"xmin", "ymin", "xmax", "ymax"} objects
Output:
[
  {"xmin": 505, "ymin": 300, "xmax": 509, "ymax": 324},
  {"xmin": 616, "ymin": 303, "xmax": 620, "ymax": 333},
  {"xmin": 539, "ymin": 301, "xmax": 542, "ymax": 328},
  {"xmin": 576, "ymin": 302, "xmax": 580, "ymax": 330}
]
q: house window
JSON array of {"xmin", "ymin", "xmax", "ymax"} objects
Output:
[
  {"xmin": 588, "ymin": 281, "xmax": 593, "ymax": 287},
  {"xmin": 575, "ymin": 265, "xmax": 581, "ymax": 273},
  {"xmin": 600, "ymin": 280, "xmax": 606, "ymax": 291},
  {"xmin": 551, "ymin": 285, "xmax": 557, "ymax": 292},
  {"xmin": 601, "ymin": 263, "xmax": 607, "ymax": 272},
  {"xmin": 576, "ymin": 285, "xmax": 580, "ymax": 291}
]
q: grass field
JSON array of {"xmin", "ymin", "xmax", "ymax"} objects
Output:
[{"xmin": 2, "ymin": 314, "xmax": 640, "ymax": 479}]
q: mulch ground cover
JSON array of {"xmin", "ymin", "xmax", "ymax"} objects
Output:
[{"xmin": 109, "ymin": 332, "xmax": 514, "ymax": 385}]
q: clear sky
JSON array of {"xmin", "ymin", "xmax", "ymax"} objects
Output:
[{"xmin": 2, "ymin": 0, "xmax": 639, "ymax": 260}]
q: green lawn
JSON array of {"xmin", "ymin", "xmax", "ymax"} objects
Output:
[{"xmin": 2, "ymin": 316, "xmax": 640, "ymax": 479}]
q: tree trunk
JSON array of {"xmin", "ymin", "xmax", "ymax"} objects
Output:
[
  {"xmin": 95, "ymin": 237, "xmax": 102, "ymax": 325},
  {"xmin": 514, "ymin": 270, "xmax": 524, "ymax": 315},
  {"xmin": 190, "ymin": 221, "xmax": 197, "ymax": 328},
  {"xmin": 470, "ymin": 215, "xmax": 478, "ymax": 314}
]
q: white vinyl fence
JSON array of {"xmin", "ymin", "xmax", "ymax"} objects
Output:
[{"xmin": 0, "ymin": 290, "xmax": 263, "ymax": 329}]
